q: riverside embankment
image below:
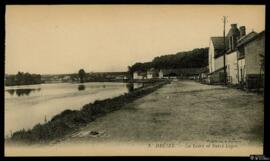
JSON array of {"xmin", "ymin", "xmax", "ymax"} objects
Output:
[
  {"xmin": 7, "ymin": 80, "xmax": 170, "ymax": 144},
  {"xmin": 54, "ymin": 80, "xmax": 263, "ymax": 155}
]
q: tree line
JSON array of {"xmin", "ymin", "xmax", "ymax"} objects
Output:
[
  {"xmin": 128, "ymin": 48, "xmax": 209, "ymax": 73},
  {"xmin": 5, "ymin": 72, "xmax": 42, "ymax": 86}
]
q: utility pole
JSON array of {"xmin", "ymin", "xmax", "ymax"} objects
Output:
[{"xmin": 223, "ymin": 16, "xmax": 227, "ymax": 85}]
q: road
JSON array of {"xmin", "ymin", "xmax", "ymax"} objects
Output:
[{"xmin": 57, "ymin": 80, "xmax": 263, "ymax": 146}]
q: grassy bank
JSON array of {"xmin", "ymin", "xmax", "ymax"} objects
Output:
[{"xmin": 8, "ymin": 80, "xmax": 169, "ymax": 144}]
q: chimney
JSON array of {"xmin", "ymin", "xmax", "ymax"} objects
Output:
[
  {"xmin": 231, "ymin": 24, "xmax": 237, "ymax": 28},
  {"xmin": 239, "ymin": 26, "xmax": 246, "ymax": 37}
]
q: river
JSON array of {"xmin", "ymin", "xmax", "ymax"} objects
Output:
[{"xmin": 5, "ymin": 82, "xmax": 143, "ymax": 137}]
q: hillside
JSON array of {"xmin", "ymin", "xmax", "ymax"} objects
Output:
[{"xmin": 129, "ymin": 48, "xmax": 209, "ymax": 72}]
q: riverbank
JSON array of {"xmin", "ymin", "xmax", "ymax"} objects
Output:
[
  {"xmin": 7, "ymin": 80, "xmax": 170, "ymax": 144},
  {"xmin": 60, "ymin": 80, "xmax": 263, "ymax": 145},
  {"xmin": 56, "ymin": 80, "xmax": 263, "ymax": 155}
]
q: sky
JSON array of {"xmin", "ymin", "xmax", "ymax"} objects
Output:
[{"xmin": 5, "ymin": 5, "xmax": 265, "ymax": 74}]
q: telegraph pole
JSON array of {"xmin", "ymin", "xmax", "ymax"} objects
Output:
[{"xmin": 223, "ymin": 16, "xmax": 227, "ymax": 85}]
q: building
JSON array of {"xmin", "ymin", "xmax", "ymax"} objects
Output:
[
  {"xmin": 62, "ymin": 75, "xmax": 71, "ymax": 82},
  {"xmin": 208, "ymin": 37, "xmax": 226, "ymax": 74},
  {"xmin": 87, "ymin": 72, "xmax": 129, "ymax": 82},
  {"xmin": 133, "ymin": 68, "xmax": 159, "ymax": 80},
  {"xmin": 158, "ymin": 67, "xmax": 208, "ymax": 79},
  {"xmin": 208, "ymin": 24, "xmax": 246, "ymax": 84},
  {"xmin": 133, "ymin": 71, "xmax": 147, "ymax": 80},
  {"xmin": 208, "ymin": 24, "xmax": 244, "ymax": 84},
  {"xmin": 159, "ymin": 70, "xmax": 164, "ymax": 79},
  {"xmin": 224, "ymin": 24, "xmax": 241, "ymax": 85},
  {"xmin": 208, "ymin": 23, "xmax": 265, "ymax": 89},
  {"xmin": 208, "ymin": 36, "xmax": 227, "ymax": 84},
  {"xmin": 115, "ymin": 75, "xmax": 128, "ymax": 80},
  {"xmin": 236, "ymin": 30, "xmax": 265, "ymax": 89},
  {"xmin": 146, "ymin": 68, "xmax": 159, "ymax": 79},
  {"xmin": 233, "ymin": 30, "xmax": 257, "ymax": 84}
]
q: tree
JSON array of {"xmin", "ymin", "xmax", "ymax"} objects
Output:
[
  {"xmin": 5, "ymin": 72, "xmax": 42, "ymax": 86},
  {"xmin": 127, "ymin": 66, "xmax": 134, "ymax": 80},
  {"xmin": 78, "ymin": 69, "xmax": 86, "ymax": 83},
  {"xmin": 16, "ymin": 72, "xmax": 24, "ymax": 85},
  {"xmin": 130, "ymin": 48, "xmax": 209, "ymax": 71}
]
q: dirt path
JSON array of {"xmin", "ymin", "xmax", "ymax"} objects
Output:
[{"xmin": 54, "ymin": 80, "xmax": 263, "ymax": 148}]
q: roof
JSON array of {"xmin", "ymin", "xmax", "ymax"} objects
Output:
[
  {"xmin": 238, "ymin": 30, "xmax": 264, "ymax": 47},
  {"xmin": 251, "ymin": 30, "xmax": 265, "ymax": 41},
  {"xmin": 237, "ymin": 31, "xmax": 258, "ymax": 47},
  {"xmin": 211, "ymin": 37, "xmax": 225, "ymax": 50}
]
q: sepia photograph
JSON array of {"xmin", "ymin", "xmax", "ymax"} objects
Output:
[{"xmin": 4, "ymin": 4, "xmax": 265, "ymax": 156}]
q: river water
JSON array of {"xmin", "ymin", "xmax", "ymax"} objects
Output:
[{"xmin": 5, "ymin": 82, "xmax": 143, "ymax": 137}]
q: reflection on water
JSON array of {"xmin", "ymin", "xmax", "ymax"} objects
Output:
[
  {"xmin": 78, "ymin": 85, "xmax": 85, "ymax": 91},
  {"xmin": 126, "ymin": 83, "xmax": 144, "ymax": 92},
  {"xmin": 126, "ymin": 83, "xmax": 134, "ymax": 92},
  {"xmin": 6, "ymin": 88, "xmax": 41, "ymax": 97},
  {"xmin": 4, "ymin": 82, "xmax": 145, "ymax": 137},
  {"xmin": 4, "ymin": 82, "xmax": 131, "ymax": 137},
  {"xmin": 7, "ymin": 89, "xmax": 15, "ymax": 96}
]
